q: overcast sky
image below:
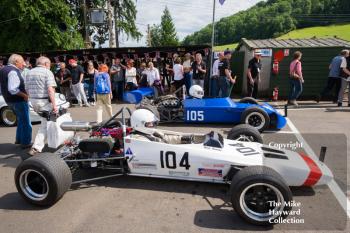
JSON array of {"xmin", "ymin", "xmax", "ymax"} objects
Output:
[{"xmin": 118, "ymin": 0, "xmax": 263, "ymax": 47}]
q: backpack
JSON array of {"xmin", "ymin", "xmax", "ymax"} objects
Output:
[{"xmin": 96, "ymin": 73, "xmax": 111, "ymax": 94}]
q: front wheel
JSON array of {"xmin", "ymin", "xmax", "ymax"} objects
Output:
[
  {"xmin": 227, "ymin": 124, "xmax": 263, "ymax": 143},
  {"xmin": 15, "ymin": 153, "xmax": 72, "ymax": 206},
  {"xmin": 241, "ymin": 107, "xmax": 270, "ymax": 132},
  {"xmin": 230, "ymin": 166, "xmax": 293, "ymax": 225}
]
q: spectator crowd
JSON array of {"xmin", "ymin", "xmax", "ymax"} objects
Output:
[
  {"xmin": 50, "ymin": 51, "xmax": 214, "ymax": 104},
  {"xmin": 0, "ymin": 49, "xmax": 349, "ymax": 108}
]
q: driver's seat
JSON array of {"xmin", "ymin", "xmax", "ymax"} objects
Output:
[{"xmin": 203, "ymin": 131, "xmax": 224, "ymax": 148}]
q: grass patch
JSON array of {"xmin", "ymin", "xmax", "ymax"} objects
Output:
[
  {"xmin": 214, "ymin": 43, "xmax": 238, "ymax": 51},
  {"xmin": 214, "ymin": 24, "xmax": 350, "ymax": 51},
  {"xmin": 278, "ymin": 24, "xmax": 350, "ymax": 41}
]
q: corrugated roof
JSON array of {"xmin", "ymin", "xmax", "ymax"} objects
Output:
[{"xmin": 237, "ymin": 37, "xmax": 350, "ymax": 50}]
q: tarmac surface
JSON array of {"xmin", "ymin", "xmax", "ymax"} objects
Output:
[{"xmin": 0, "ymin": 101, "xmax": 349, "ymax": 233}]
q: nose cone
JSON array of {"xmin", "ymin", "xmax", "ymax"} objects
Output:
[
  {"xmin": 299, "ymin": 153, "xmax": 333, "ymax": 187},
  {"xmin": 316, "ymin": 162, "xmax": 334, "ymax": 186}
]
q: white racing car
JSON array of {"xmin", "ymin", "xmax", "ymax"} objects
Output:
[{"xmin": 14, "ymin": 108, "xmax": 333, "ymax": 225}]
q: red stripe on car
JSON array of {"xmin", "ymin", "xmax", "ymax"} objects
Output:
[{"xmin": 299, "ymin": 153, "xmax": 322, "ymax": 186}]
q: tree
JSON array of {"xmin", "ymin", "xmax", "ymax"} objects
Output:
[
  {"xmin": 182, "ymin": 0, "xmax": 349, "ymax": 46},
  {"xmin": 67, "ymin": 0, "xmax": 142, "ymax": 48},
  {"xmin": 159, "ymin": 7, "xmax": 179, "ymax": 46},
  {"xmin": 148, "ymin": 6, "xmax": 179, "ymax": 47},
  {"xmin": 113, "ymin": 0, "xmax": 142, "ymax": 47},
  {"xmin": 148, "ymin": 24, "xmax": 162, "ymax": 47},
  {"xmin": 0, "ymin": 0, "xmax": 83, "ymax": 53}
]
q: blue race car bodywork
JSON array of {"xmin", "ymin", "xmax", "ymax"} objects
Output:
[
  {"xmin": 183, "ymin": 97, "xmax": 286, "ymax": 130},
  {"xmin": 139, "ymin": 95, "xmax": 286, "ymax": 132},
  {"xmin": 123, "ymin": 87, "xmax": 154, "ymax": 104}
]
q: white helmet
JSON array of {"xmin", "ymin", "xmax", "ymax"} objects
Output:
[
  {"xmin": 130, "ymin": 109, "xmax": 159, "ymax": 128},
  {"xmin": 189, "ymin": 85, "xmax": 204, "ymax": 99}
]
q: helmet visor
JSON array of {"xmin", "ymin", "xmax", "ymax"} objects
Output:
[{"xmin": 145, "ymin": 121, "xmax": 158, "ymax": 128}]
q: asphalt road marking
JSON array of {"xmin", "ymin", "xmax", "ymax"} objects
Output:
[
  {"xmin": 264, "ymin": 130, "xmax": 295, "ymax": 134},
  {"xmin": 285, "ymin": 115, "xmax": 350, "ymax": 219}
]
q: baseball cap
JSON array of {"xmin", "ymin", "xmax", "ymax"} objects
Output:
[
  {"xmin": 68, "ymin": 59, "xmax": 76, "ymax": 64},
  {"xmin": 254, "ymin": 49, "xmax": 262, "ymax": 55}
]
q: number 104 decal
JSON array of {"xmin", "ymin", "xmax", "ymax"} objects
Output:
[
  {"xmin": 160, "ymin": 151, "xmax": 191, "ymax": 170},
  {"xmin": 186, "ymin": 110, "xmax": 204, "ymax": 121}
]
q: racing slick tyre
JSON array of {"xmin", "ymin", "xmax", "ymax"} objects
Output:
[
  {"xmin": 136, "ymin": 104, "xmax": 160, "ymax": 120},
  {"xmin": 239, "ymin": 97, "xmax": 259, "ymax": 105},
  {"xmin": 227, "ymin": 124, "xmax": 263, "ymax": 143},
  {"xmin": 15, "ymin": 153, "xmax": 72, "ymax": 206},
  {"xmin": 230, "ymin": 166, "xmax": 293, "ymax": 226},
  {"xmin": 240, "ymin": 107, "xmax": 270, "ymax": 132},
  {"xmin": 0, "ymin": 106, "xmax": 17, "ymax": 127}
]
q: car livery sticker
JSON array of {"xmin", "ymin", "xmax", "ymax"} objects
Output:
[
  {"xmin": 169, "ymin": 171, "xmax": 190, "ymax": 176},
  {"xmin": 299, "ymin": 153, "xmax": 322, "ymax": 186},
  {"xmin": 229, "ymin": 143, "xmax": 260, "ymax": 156},
  {"xmin": 125, "ymin": 148, "xmax": 133, "ymax": 155},
  {"xmin": 202, "ymin": 163, "xmax": 225, "ymax": 168},
  {"xmin": 198, "ymin": 168, "xmax": 222, "ymax": 177},
  {"xmin": 132, "ymin": 163, "xmax": 157, "ymax": 170}
]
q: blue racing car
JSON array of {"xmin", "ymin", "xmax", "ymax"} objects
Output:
[{"xmin": 139, "ymin": 86, "xmax": 286, "ymax": 132}]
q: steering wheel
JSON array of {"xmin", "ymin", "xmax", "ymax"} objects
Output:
[{"xmin": 96, "ymin": 107, "xmax": 132, "ymax": 131}]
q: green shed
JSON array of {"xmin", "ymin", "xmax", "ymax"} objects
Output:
[{"xmin": 236, "ymin": 38, "xmax": 350, "ymax": 99}]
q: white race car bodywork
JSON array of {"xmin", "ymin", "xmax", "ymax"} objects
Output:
[
  {"xmin": 124, "ymin": 129, "xmax": 333, "ymax": 187},
  {"xmin": 0, "ymin": 93, "xmax": 69, "ymax": 125},
  {"xmin": 0, "ymin": 94, "xmax": 41, "ymax": 123},
  {"xmin": 13, "ymin": 107, "xmax": 335, "ymax": 224}
]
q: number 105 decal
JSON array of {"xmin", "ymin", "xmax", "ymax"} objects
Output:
[{"xmin": 186, "ymin": 110, "xmax": 204, "ymax": 121}]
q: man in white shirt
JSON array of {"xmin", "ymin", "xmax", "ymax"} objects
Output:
[
  {"xmin": 338, "ymin": 52, "xmax": 350, "ymax": 106},
  {"xmin": 144, "ymin": 62, "xmax": 161, "ymax": 97},
  {"xmin": 26, "ymin": 56, "xmax": 58, "ymax": 156},
  {"xmin": 183, "ymin": 53, "xmax": 192, "ymax": 94},
  {"xmin": 211, "ymin": 52, "xmax": 224, "ymax": 97}
]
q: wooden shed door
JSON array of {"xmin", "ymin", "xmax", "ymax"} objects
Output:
[{"xmin": 231, "ymin": 51, "xmax": 245, "ymax": 97}]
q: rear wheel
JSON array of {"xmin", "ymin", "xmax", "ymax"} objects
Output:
[
  {"xmin": 0, "ymin": 106, "xmax": 17, "ymax": 126},
  {"xmin": 241, "ymin": 107, "xmax": 270, "ymax": 132},
  {"xmin": 230, "ymin": 166, "xmax": 293, "ymax": 225},
  {"xmin": 15, "ymin": 153, "xmax": 72, "ymax": 206},
  {"xmin": 227, "ymin": 124, "xmax": 263, "ymax": 143},
  {"xmin": 239, "ymin": 97, "xmax": 259, "ymax": 105}
]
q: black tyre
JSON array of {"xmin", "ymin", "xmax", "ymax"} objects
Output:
[
  {"xmin": 230, "ymin": 166, "xmax": 293, "ymax": 225},
  {"xmin": 15, "ymin": 153, "xmax": 72, "ymax": 206},
  {"xmin": 136, "ymin": 104, "xmax": 160, "ymax": 119},
  {"xmin": 239, "ymin": 97, "xmax": 259, "ymax": 105},
  {"xmin": 241, "ymin": 107, "xmax": 270, "ymax": 132},
  {"xmin": 227, "ymin": 124, "xmax": 263, "ymax": 143},
  {"xmin": 0, "ymin": 106, "xmax": 17, "ymax": 127}
]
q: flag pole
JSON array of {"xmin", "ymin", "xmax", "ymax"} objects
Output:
[
  {"xmin": 210, "ymin": 0, "xmax": 216, "ymax": 72},
  {"xmin": 209, "ymin": 0, "xmax": 216, "ymax": 95}
]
